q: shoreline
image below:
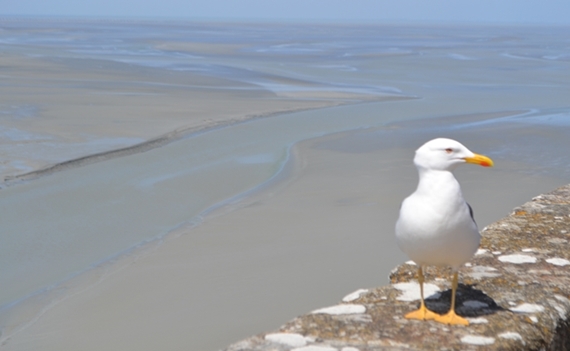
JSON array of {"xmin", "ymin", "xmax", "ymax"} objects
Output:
[{"xmin": 3, "ymin": 94, "xmax": 413, "ymax": 187}]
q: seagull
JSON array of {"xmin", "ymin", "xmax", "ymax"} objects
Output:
[{"xmin": 395, "ymin": 138, "xmax": 493, "ymax": 325}]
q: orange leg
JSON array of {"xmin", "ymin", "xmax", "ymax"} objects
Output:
[
  {"xmin": 405, "ymin": 266, "xmax": 439, "ymax": 321},
  {"xmin": 434, "ymin": 271, "xmax": 469, "ymax": 325}
]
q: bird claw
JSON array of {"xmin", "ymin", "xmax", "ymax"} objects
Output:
[
  {"xmin": 433, "ymin": 310, "xmax": 469, "ymax": 325},
  {"xmin": 405, "ymin": 305, "xmax": 439, "ymax": 321}
]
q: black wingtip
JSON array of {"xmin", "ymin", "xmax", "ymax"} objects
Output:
[{"xmin": 467, "ymin": 202, "xmax": 476, "ymax": 226}]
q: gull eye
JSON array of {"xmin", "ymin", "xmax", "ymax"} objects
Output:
[{"xmin": 445, "ymin": 148, "xmax": 453, "ymax": 154}]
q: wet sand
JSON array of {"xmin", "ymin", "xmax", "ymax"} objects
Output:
[
  {"xmin": 2, "ymin": 21, "xmax": 570, "ymax": 351},
  {"xmin": 2, "ymin": 110, "xmax": 568, "ymax": 351},
  {"xmin": 1, "ymin": 51, "xmax": 396, "ymax": 183}
]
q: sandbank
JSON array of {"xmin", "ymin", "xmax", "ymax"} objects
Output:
[
  {"xmin": 1, "ymin": 51, "xmax": 404, "ymax": 183},
  {"xmin": 1, "ymin": 110, "xmax": 567, "ymax": 351}
]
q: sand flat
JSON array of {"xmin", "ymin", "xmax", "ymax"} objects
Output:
[
  {"xmin": 1, "ymin": 51, "xmax": 393, "ymax": 181},
  {"xmin": 2, "ymin": 109, "xmax": 567, "ymax": 351},
  {"xmin": 2, "ymin": 21, "xmax": 570, "ymax": 351}
]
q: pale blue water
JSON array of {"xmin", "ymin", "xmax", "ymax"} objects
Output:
[{"xmin": 1, "ymin": 20, "xmax": 570, "ymax": 349}]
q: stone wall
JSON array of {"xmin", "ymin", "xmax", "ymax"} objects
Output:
[{"xmin": 223, "ymin": 184, "xmax": 570, "ymax": 351}]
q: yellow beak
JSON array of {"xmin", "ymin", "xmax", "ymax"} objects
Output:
[{"xmin": 464, "ymin": 153, "xmax": 494, "ymax": 167}]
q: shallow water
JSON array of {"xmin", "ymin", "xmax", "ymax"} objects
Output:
[{"xmin": 1, "ymin": 20, "xmax": 570, "ymax": 350}]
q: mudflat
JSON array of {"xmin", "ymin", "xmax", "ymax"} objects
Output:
[{"xmin": 1, "ymin": 21, "xmax": 570, "ymax": 351}]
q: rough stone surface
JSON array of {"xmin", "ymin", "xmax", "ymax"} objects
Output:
[{"xmin": 223, "ymin": 184, "xmax": 570, "ymax": 351}]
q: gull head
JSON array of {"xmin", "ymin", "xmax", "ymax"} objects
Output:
[{"xmin": 414, "ymin": 138, "xmax": 494, "ymax": 172}]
